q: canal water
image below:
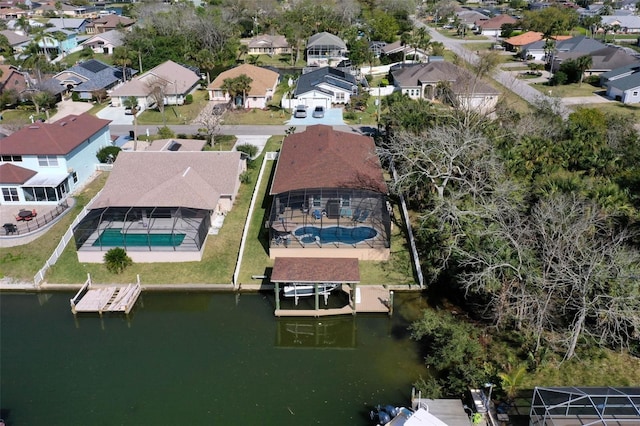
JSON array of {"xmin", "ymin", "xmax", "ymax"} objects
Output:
[{"xmin": 0, "ymin": 291, "xmax": 429, "ymax": 425}]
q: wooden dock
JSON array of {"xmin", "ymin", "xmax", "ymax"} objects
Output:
[
  {"xmin": 70, "ymin": 275, "xmax": 141, "ymax": 315},
  {"xmin": 275, "ymin": 285, "xmax": 392, "ymax": 317}
]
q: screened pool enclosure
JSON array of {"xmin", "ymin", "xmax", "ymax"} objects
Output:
[
  {"xmin": 530, "ymin": 387, "xmax": 640, "ymax": 426},
  {"xmin": 268, "ymin": 188, "xmax": 391, "ymax": 250},
  {"xmin": 74, "ymin": 207, "xmax": 210, "ymax": 253}
]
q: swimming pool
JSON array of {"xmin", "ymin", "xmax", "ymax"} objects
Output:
[
  {"xmin": 294, "ymin": 226, "xmax": 377, "ymax": 245},
  {"xmin": 93, "ymin": 228, "xmax": 186, "ymax": 247}
]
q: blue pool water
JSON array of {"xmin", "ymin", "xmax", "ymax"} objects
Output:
[{"xmin": 294, "ymin": 225, "xmax": 377, "ymax": 244}]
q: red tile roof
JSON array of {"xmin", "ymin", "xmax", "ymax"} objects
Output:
[
  {"xmin": 270, "ymin": 125, "xmax": 387, "ymax": 195},
  {"xmin": 271, "ymin": 257, "xmax": 360, "ymax": 283},
  {"xmin": 0, "ymin": 163, "xmax": 37, "ymax": 184},
  {"xmin": 0, "ymin": 113, "xmax": 110, "ymax": 156}
]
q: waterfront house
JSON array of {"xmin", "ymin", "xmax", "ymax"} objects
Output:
[
  {"xmin": 246, "ymin": 34, "xmax": 291, "ymax": 56},
  {"xmin": 268, "ymin": 125, "xmax": 390, "ymax": 261},
  {"xmin": 73, "ymin": 150, "xmax": 246, "ymax": 263},
  {"xmin": 207, "ymin": 64, "xmax": 279, "ymax": 109},
  {"xmin": 0, "ymin": 113, "xmax": 111, "ymax": 205}
]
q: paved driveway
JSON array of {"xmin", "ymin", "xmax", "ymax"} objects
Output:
[
  {"xmin": 96, "ymin": 105, "xmax": 134, "ymax": 125},
  {"xmin": 286, "ymin": 107, "xmax": 345, "ymax": 126},
  {"xmin": 49, "ymin": 98, "xmax": 93, "ymax": 122}
]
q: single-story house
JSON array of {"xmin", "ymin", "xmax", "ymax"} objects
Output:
[
  {"xmin": 552, "ymin": 46, "xmax": 640, "ymax": 75},
  {"xmin": 109, "ymin": 60, "xmax": 201, "ymax": 110},
  {"xmin": 207, "ymin": 63, "xmax": 279, "ymax": 109},
  {"xmin": 0, "ymin": 29, "xmax": 30, "ymax": 53},
  {"xmin": 306, "ymin": 31, "xmax": 348, "ymax": 67},
  {"xmin": 380, "ymin": 40, "xmax": 429, "ymax": 62},
  {"xmin": 391, "ymin": 61, "xmax": 500, "ymax": 113},
  {"xmin": 85, "ymin": 14, "xmax": 135, "ymax": 34},
  {"xmin": 268, "ymin": 124, "xmax": 390, "ymax": 261},
  {"xmin": 601, "ymin": 63, "xmax": 640, "ymax": 103},
  {"xmin": 0, "ymin": 113, "xmax": 111, "ymax": 205},
  {"xmin": 73, "ymin": 150, "xmax": 246, "ymax": 263},
  {"xmin": 456, "ymin": 10, "xmax": 489, "ymax": 28},
  {"xmin": 601, "ymin": 15, "xmax": 640, "ymax": 33},
  {"xmin": 46, "ymin": 18, "xmax": 89, "ymax": 33},
  {"xmin": 81, "ymin": 29, "xmax": 124, "ymax": 55},
  {"xmin": 474, "ymin": 14, "xmax": 517, "ymax": 37},
  {"xmin": 288, "ymin": 66, "xmax": 359, "ymax": 109},
  {"xmin": 51, "ymin": 59, "xmax": 135, "ymax": 100},
  {"xmin": 246, "ymin": 34, "xmax": 291, "ymax": 55}
]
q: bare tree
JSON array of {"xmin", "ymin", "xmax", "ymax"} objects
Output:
[
  {"xmin": 195, "ymin": 107, "xmax": 224, "ymax": 148},
  {"xmin": 145, "ymin": 76, "xmax": 169, "ymax": 123}
]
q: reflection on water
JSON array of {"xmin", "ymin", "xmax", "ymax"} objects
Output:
[{"xmin": 1, "ymin": 291, "xmax": 430, "ymax": 426}]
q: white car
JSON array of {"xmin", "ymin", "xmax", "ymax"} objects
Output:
[
  {"xmin": 312, "ymin": 106, "xmax": 325, "ymax": 118},
  {"xmin": 293, "ymin": 105, "xmax": 307, "ymax": 118}
]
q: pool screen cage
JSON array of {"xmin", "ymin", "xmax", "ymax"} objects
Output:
[
  {"xmin": 268, "ymin": 188, "xmax": 391, "ymax": 249},
  {"xmin": 530, "ymin": 387, "xmax": 640, "ymax": 426},
  {"xmin": 74, "ymin": 206, "xmax": 211, "ymax": 251}
]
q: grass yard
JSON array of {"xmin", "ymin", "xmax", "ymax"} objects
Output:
[
  {"xmin": 585, "ymin": 102, "xmax": 640, "ymax": 122},
  {"xmin": 221, "ymin": 108, "xmax": 290, "ymax": 125},
  {"xmin": 0, "ymin": 173, "xmax": 108, "ymax": 282},
  {"xmin": 530, "ymin": 81, "xmax": 601, "ymax": 97},
  {"xmin": 136, "ymin": 89, "xmax": 209, "ymax": 125}
]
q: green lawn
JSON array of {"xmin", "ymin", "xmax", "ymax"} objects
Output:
[
  {"xmin": 136, "ymin": 89, "xmax": 209, "ymax": 125},
  {"xmin": 221, "ymin": 108, "xmax": 290, "ymax": 125},
  {"xmin": 530, "ymin": 81, "xmax": 601, "ymax": 97}
]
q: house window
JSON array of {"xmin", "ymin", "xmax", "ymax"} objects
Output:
[
  {"xmin": 37, "ymin": 155, "xmax": 59, "ymax": 167},
  {"xmin": 2, "ymin": 187, "xmax": 19, "ymax": 202},
  {"xmin": 72, "ymin": 172, "xmax": 78, "ymax": 183},
  {"xmin": 341, "ymin": 195, "xmax": 351, "ymax": 207},
  {"xmin": 1, "ymin": 155, "xmax": 22, "ymax": 162},
  {"xmin": 336, "ymin": 93, "xmax": 345, "ymax": 101},
  {"xmin": 312, "ymin": 195, "xmax": 322, "ymax": 208},
  {"xmin": 634, "ymin": 91, "xmax": 638, "ymax": 96}
]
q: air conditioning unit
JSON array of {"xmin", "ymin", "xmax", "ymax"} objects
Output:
[{"xmin": 68, "ymin": 167, "xmax": 74, "ymax": 173}]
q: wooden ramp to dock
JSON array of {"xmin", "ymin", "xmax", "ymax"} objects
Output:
[
  {"xmin": 275, "ymin": 285, "xmax": 391, "ymax": 317},
  {"xmin": 70, "ymin": 275, "xmax": 141, "ymax": 315}
]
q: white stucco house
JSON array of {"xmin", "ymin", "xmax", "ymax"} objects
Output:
[
  {"xmin": 284, "ymin": 67, "xmax": 359, "ymax": 110},
  {"xmin": 207, "ymin": 64, "xmax": 279, "ymax": 109},
  {"xmin": 601, "ymin": 63, "xmax": 640, "ymax": 104}
]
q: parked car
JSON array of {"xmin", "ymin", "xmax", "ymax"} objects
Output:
[
  {"xmin": 294, "ymin": 105, "xmax": 307, "ymax": 118},
  {"xmin": 312, "ymin": 106, "xmax": 325, "ymax": 118}
]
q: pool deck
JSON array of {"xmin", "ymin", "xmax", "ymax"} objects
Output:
[{"xmin": 274, "ymin": 285, "xmax": 391, "ymax": 317}]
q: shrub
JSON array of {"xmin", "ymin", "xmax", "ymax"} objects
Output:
[
  {"xmin": 344, "ymin": 111, "xmax": 357, "ymax": 120},
  {"xmin": 185, "ymin": 94, "xmax": 193, "ymax": 105},
  {"xmin": 104, "ymin": 248, "xmax": 132, "ymax": 274},
  {"xmin": 549, "ymin": 71, "xmax": 567, "ymax": 86},
  {"xmin": 71, "ymin": 92, "xmax": 80, "ymax": 101},
  {"xmin": 379, "ymin": 78, "xmax": 389, "ymax": 87},
  {"xmin": 239, "ymin": 171, "xmax": 251, "ymax": 184},
  {"xmin": 156, "ymin": 125, "xmax": 175, "ymax": 138},
  {"xmin": 177, "ymin": 133, "xmax": 188, "ymax": 139},
  {"xmin": 235, "ymin": 143, "xmax": 258, "ymax": 159},
  {"xmin": 96, "ymin": 146, "xmax": 121, "ymax": 163}
]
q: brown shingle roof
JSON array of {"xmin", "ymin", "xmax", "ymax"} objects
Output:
[
  {"xmin": 0, "ymin": 113, "xmax": 110, "ymax": 156},
  {"xmin": 0, "ymin": 163, "xmax": 37, "ymax": 184},
  {"xmin": 271, "ymin": 257, "xmax": 360, "ymax": 283},
  {"xmin": 476, "ymin": 14, "xmax": 517, "ymax": 29},
  {"xmin": 270, "ymin": 125, "xmax": 387, "ymax": 195},
  {"xmin": 90, "ymin": 151, "xmax": 243, "ymax": 210},
  {"xmin": 208, "ymin": 64, "xmax": 279, "ymax": 97}
]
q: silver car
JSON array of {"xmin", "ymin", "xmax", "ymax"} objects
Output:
[
  {"xmin": 294, "ymin": 105, "xmax": 307, "ymax": 118},
  {"xmin": 312, "ymin": 106, "xmax": 325, "ymax": 118}
]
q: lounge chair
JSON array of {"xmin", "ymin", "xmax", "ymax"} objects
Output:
[
  {"xmin": 356, "ymin": 209, "xmax": 370, "ymax": 223},
  {"xmin": 351, "ymin": 208, "xmax": 361, "ymax": 222},
  {"xmin": 312, "ymin": 209, "xmax": 322, "ymax": 220}
]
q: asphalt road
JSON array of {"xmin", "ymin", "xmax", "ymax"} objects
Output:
[{"xmin": 109, "ymin": 123, "xmax": 375, "ymax": 137}]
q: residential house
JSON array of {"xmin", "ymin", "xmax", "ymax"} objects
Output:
[
  {"xmin": 268, "ymin": 124, "xmax": 390, "ymax": 261},
  {"xmin": 306, "ymin": 31, "xmax": 348, "ymax": 67},
  {"xmin": 51, "ymin": 59, "xmax": 134, "ymax": 100},
  {"xmin": 288, "ymin": 66, "xmax": 359, "ymax": 109},
  {"xmin": 109, "ymin": 60, "xmax": 201, "ymax": 110},
  {"xmin": 369, "ymin": 40, "xmax": 387, "ymax": 58},
  {"xmin": 207, "ymin": 63, "xmax": 279, "ymax": 109},
  {"xmin": 380, "ymin": 40, "xmax": 429, "ymax": 62},
  {"xmin": 85, "ymin": 14, "xmax": 135, "ymax": 34},
  {"xmin": 47, "ymin": 17, "xmax": 89, "ymax": 33},
  {"xmin": 73, "ymin": 150, "xmax": 246, "ymax": 263},
  {"xmin": 601, "ymin": 15, "xmax": 640, "ymax": 33},
  {"xmin": 577, "ymin": 4, "xmax": 604, "ymax": 17},
  {"xmin": 34, "ymin": 2, "xmax": 90, "ymax": 18},
  {"xmin": 553, "ymin": 46, "xmax": 640, "ymax": 76},
  {"xmin": 0, "ymin": 29, "xmax": 30, "ymax": 53},
  {"xmin": 0, "ymin": 7, "xmax": 28, "ymax": 19},
  {"xmin": 521, "ymin": 34, "xmax": 575, "ymax": 60},
  {"xmin": 601, "ymin": 63, "xmax": 640, "ymax": 103},
  {"xmin": 391, "ymin": 61, "xmax": 500, "ymax": 113},
  {"xmin": 246, "ymin": 34, "xmax": 291, "ymax": 56},
  {"xmin": 455, "ymin": 10, "xmax": 489, "ymax": 29},
  {"xmin": 0, "ymin": 64, "xmax": 30, "ymax": 98},
  {"xmin": 474, "ymin": 14, "xmax": 517, "ymax": 37},
  {"xmin": 550, "ymin": 36, "xmax": 607, "ymax": 71},
  {"xmin": 0, "ymin": 113, "xmax": 111, "ymax": 205},
  {"xmin": 38, "ymin": 28, "xmax": 78, "ymax": 57},
  {"xmin": 80, "ymin": 29, "xmax": 124, "ymax": 55},
  {"xmin": 504, "ymin": 31, "xmax": 545, "ymax": 51}
]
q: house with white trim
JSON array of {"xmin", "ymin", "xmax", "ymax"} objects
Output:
[
  {"xmin": 286, "ymin": 67, "xmax": 359, "ymax": 110},
  {"xmin": 207, "ymin": 64, "xmax": 279, "ymax": 109},
  {"xmin": 601, "ymin": 63, "xmax": 640, "ymax": 103}
]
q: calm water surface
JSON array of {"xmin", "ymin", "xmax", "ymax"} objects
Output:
[{"xmin": 1, "ymin": 291, "xmax": 429, "ymax": 425}]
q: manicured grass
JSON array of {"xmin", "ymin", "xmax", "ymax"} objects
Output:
[
  {"xmin": 0, "ymin": 173, "xmax": 108, "ymax": 282},
  {"xmin": 221, "ymin": 108, "xmax": 290, "ymax": 125},
  {"xmin": 463, "ymin": 42, "xmax": 495, "ymax": 52},
  {"xmin": 529, "ymin": 81, "xmax": 600, "ymax": 97},
  {"xmin": 136, "ymin": 89, "xmax": 209, "ymax": 125},
  {"xmin": 241, "ymin": 54, "xmax": 306, "ymax": 69},
  {"xmin": 582, "ymin": 102, "xmax": 640, "ymax": 121}
]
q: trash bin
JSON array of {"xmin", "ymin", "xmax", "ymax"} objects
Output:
[{"xmin": 129, "ymin": 130, "xmax": 135, "ymax": 139}]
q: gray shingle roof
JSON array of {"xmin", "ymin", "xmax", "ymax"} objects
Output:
[
  {"xmin": 555, "ymin": 36, "xmax": 606, "ymax": 53},
  {"xmin": 392, "ymin": 62, "xmax": 499, "ymax": 96},
  {"xmin": 294, "ymin": 67, "xmax": 357, "ymax": 96},
  {"xmin": 307, "ymin": 32, "xmax": 346, "ymax": 49},
  {"xmin": 606, "ymin": 72, "xmax": 640, "ymax": 91},
  {"xmin": 53, "ymin": 59, "xmax": 135, "ymax": 92}
]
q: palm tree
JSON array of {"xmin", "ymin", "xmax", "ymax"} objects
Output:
[
  {"xmin": 498, "ymin": 363, "xmax": 528, "ymax": 403},
  {"xmin": 113, "ymin": 46, "xmax": 132, "ymax": 82},
  {"xmin": 55, "ymin": 1, "xmax": 65, "ymax": 30},
  {"xmin": 234, "ymin": 74, "xmax": 253, "ymax": 108},
  {"xmin": 411, "ymin": 27, "xmax": 430, "ymax": 63},
  {"xmin": 122, "ymin": 96, "xmax": 139, "ymax": 151},
  {"xmin": 575, "ymin": 55, "xmax": 593, "ymax": 86},
  {"xmin": 15, "ymin": 15, "xmax": 30, "ymax": 35}
]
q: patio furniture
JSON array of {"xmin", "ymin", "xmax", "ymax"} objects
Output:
[
  {"xmin": 351, "ymin": 208, "xmax": 361, "ymax": 222},
  {"xmin": 18, "ymin": 210, "xmax": 33, "ymax": 220},
  {"xmin": 356, "ymin": 209, "xmax": 370, "ymax": 223},
  {"xmin": 312, "ymin": 209, "xmax": 322, "ymax": 220}
]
